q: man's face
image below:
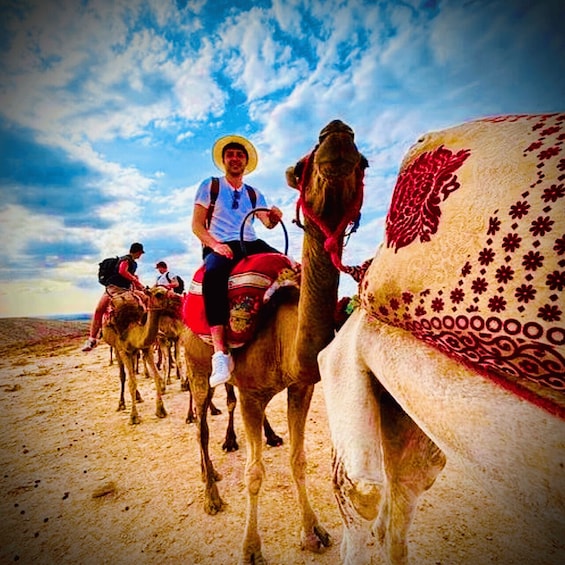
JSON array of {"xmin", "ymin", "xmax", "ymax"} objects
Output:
[
  {"xmin": 157, "ymin": 266, "xmax": 166, "ymax": 274},
  {"xmin": 223, "ymin": 148, "xmax": 248, "ymax": 175}
]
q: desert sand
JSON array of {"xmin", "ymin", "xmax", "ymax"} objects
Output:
[{"xmin": 0, "ymin": 318, "xmax": 562, "ymax": 564}]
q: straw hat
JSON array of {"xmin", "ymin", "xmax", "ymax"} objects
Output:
[{"xmin": 212, "ymin": 134, "xmax": 258, "ymax": 174}]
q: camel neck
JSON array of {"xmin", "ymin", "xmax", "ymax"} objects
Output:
[{"xmin": 294, "ymin": 233, "xmax": 339, "ymax": 376}]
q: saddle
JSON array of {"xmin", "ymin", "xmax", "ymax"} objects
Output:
[
  {"xmin": 183, "ymin": 252, "xmax": 300, "ymax": 348},
  {"xmin": 103, "ymin": 290, "xmax": 147, "ymax": 335}
]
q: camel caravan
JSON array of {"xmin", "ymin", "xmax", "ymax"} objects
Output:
[{"xmin": 94, "ymin": 115, "xmax": 563, "ymax": 563}]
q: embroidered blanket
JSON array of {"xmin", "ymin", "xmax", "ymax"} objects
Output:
[
  {"xmin": 360, "ymin": 114, "xmax": 565, "ymax": 419},
  {"xmin": 183, "ymin": 253, "xmax": 300, "ymax": 348}
]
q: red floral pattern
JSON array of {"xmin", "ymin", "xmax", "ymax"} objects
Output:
[
  {"xmin": 385, "ymin": 146, "xmax": 471, "ymax": 251},
  {"xmin": 363, "ymin": 113, "xmax": 565, "ymax": 418}
]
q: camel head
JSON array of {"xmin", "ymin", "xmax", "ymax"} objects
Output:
[
  {"xmin": 286, "ymin": 119, "xmax": 368, "ymax": 229},
  {"xmin": 145, "ymin": 285, "xmax": 170, "ymax": 309}
]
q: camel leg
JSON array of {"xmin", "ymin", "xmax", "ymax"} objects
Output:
[
  {"xmin": 208, "ymin": 382, "xmax": 222, "ymax": 416},
  {"xmin": 154, "ymin": 341, "xmax": 167, "ymax": 393},
  {"xmin": 375, "ymin": 389, "xmax": 446, "ymax": 564},
  {"xmin": 185, "ymin": 391, "xmax": 195, "ymax": 424},
  {"xmin": 239, "ymin": 391, "xmax": 269, "ymax": 565},
  {"xmin": 183, "ymin": 363, "xmax": 197, "ymax": 424},
  {"xmin": 173, "ymin": 339, "xmax": 181, "ymax": 382},
  {"xmin": 263, "ymin": 414, "xmax": 283, "ymax": 447},
  {"xmin": 184, "ymin": 378, "xmax": 221, "ymax": 424},
  {"xmin": 155, "ymin": 341, "xmax": 163, "ymax": 370},
  {"xmin": 142, "ymin": 349, "xmax": 167, "ymax": 419},
  {"xmin": 115, "ymin": 350, "xmax": 127, "ymax": 411},
  {"xmin": 287, "ymin": 383, "xmax": 332, "ymax": 553},
  {"xmin": 222, "ymin": 384, "xmax": 239, "ymax": 452},
  {"xmin": 188, "ymin": 365, "xmax": 224, "ymax": 514},
  {"xmin": 180, "ymin": 354, "xmax": 190, "ymax": 392},
  {"xmin": 220, "ymin": 384, "xmax": 281, "ymax": 452},
  {"xmin": 165, "ymin": 342, "xmax": 173, "ymax": 386},
  {"xmin": 123, "ymin": 352, "xmax": 141, "ymax": 425}
]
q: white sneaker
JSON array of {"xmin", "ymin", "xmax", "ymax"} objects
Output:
[
  {"xmin": 209, "ymin": 351, "xmax": 234, "ymax": 387},
  {"xmin": 81, "ymin": 337, "xmax": 97, "ymax": 352}
]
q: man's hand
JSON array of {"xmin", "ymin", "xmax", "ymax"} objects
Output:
[
  {"xmin": 213, "ymin": 242, "xmax": 234, "ymax": 259},
  {"xmin": 267, "ymin": 206, "xmax": 283, "ymax": 228}
]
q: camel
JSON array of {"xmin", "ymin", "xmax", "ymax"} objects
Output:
[
  {"xmin": 154, "ymin": 292, "xmax": 187, "ymax": 389},
  {"xmin": 318, "ymin": 113, "xmax": 565, "ymax": 564},
  {"xmin": 180, "ymin": 119, "xmax": 367, "ymax": 563},
  {"xmin": 101, "ymin": 286, "xmax": 169, "ymax": 424},
  {"xmin": 150, "ymin": 290, "xmax": 282, "ymax": 449}
]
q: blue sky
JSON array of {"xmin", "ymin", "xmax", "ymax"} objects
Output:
[{"xmin": 0, "ymin": 0, "xmax": 563, "ymax": 317}]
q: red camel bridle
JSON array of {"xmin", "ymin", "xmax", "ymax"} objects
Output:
[{"xmin": 293, "ymin": 147, "xmax": 369, "ymax": 282}]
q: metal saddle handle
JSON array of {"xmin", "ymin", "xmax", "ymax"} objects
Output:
[{"xmin": 239, "ymin": 207, "xmax": 289, "ymax": 257}]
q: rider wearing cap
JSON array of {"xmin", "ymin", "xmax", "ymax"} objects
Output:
[
  {"xmin": 192, "ymin": 135, "xmax": 283, "ymax": 387},
  {"xmin": 82, "ymin": 242, "xmax": 146, "ymax": 352}
]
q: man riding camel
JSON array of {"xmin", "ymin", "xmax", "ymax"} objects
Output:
[
  {"xmin": 192, "ymin": 135, "xmax": 283, "ymax": 387},
  {"xmin": 82, "ymin": 242, "xmax": 146, "ymax": 352}
]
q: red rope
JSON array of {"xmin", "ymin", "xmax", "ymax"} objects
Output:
[{"xmin": 296, "ymin": 152, "xmax": 365, "ymax": 275}]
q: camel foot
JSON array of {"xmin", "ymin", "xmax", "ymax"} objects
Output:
[
  {"xmin": 185, "ymin": 412, "xmax": 196, "ymax": 424},
  {"xmin": 135, "ymin": 390, "xmax": 143, "ymax": 403},
  {"xmin": 222, "ymin": 437, "xmax": 239, "ymax": 452},
  {"xmin": 155, "ymin": 402, "xmax": 167, "ymax": 418},
  {"xmin": 300, "ymin": 524, "xmax": 332, "ymax": 553},
  {"xmin": 210, "ymin": 404, "xmax": 222, "ymax": 416},
  {"xmin": 180, "ymin": 380, "xmax": 190, "ymax": 392},
  {"xmin": 117, "ymin": 402, "xmax": 126, "ymax": 412},
  {"xmin": 129, "ymin": 413, "xmax": 141, "ymax": 425},
  {"xmin": 204, "ymin": 485, "xmax": 224, "ymax": 515},
  {"xmin": 266, "ymin": 433, "xmax": 283, "ymax": 447},
  {"xmin": 240, "ymin": 547, "xmax": 266, "ymax": 565}
]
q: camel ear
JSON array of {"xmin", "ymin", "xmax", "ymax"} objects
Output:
[{"xmin": 285, "ymin": 166, "xmax": 299, "ymax": 189}]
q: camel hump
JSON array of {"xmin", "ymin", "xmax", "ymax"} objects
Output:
[{"xmin": 361, "ymin": 113, "xmax": 565, "ymax": 404}]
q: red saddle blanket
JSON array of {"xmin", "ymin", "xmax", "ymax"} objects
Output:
[{"xmin": 182, "ymin": 253, "xmax": 299, "ymax": 348}]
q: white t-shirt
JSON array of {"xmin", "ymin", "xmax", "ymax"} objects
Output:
[
  {"xmin": 194, "ymin": 176, "xmax": 267, "ymax": 242},
  {"xmin": 156, "ymin": 271, "xmax": 178, "ymax": 286}
]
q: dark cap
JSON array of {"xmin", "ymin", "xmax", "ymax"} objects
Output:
[
  {"xmin": 130, "ymin": 242, "xmax": 145, "ymax": 254},
  {"xmin": 156, "ymin": 261, "xmax": 167, "ymax": 269}
]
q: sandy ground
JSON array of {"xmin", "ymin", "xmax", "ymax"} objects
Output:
[{"xmin": 0, "ymin": 318, "xmax": 563, "ymax": 564}]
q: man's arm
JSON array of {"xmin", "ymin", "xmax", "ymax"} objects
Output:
[
  {"xmin": 118, "ymin": 259, "xmax": 144, "ymax": 290},
  {"xmin": 256, "ymin": 206, "xmax": 283, "ymax": 229},
  {"xmin": 192, "ymin": 203, "xmax": 234, "ymax": 259}
]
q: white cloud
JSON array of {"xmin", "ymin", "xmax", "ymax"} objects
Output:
[
  {"xmin": 171, "ymin": 43, "xmax": 228, "ymax": 121},
  {"xmin": 1, "ymin": 0, "xmax": 563, "ymax": 316}
]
